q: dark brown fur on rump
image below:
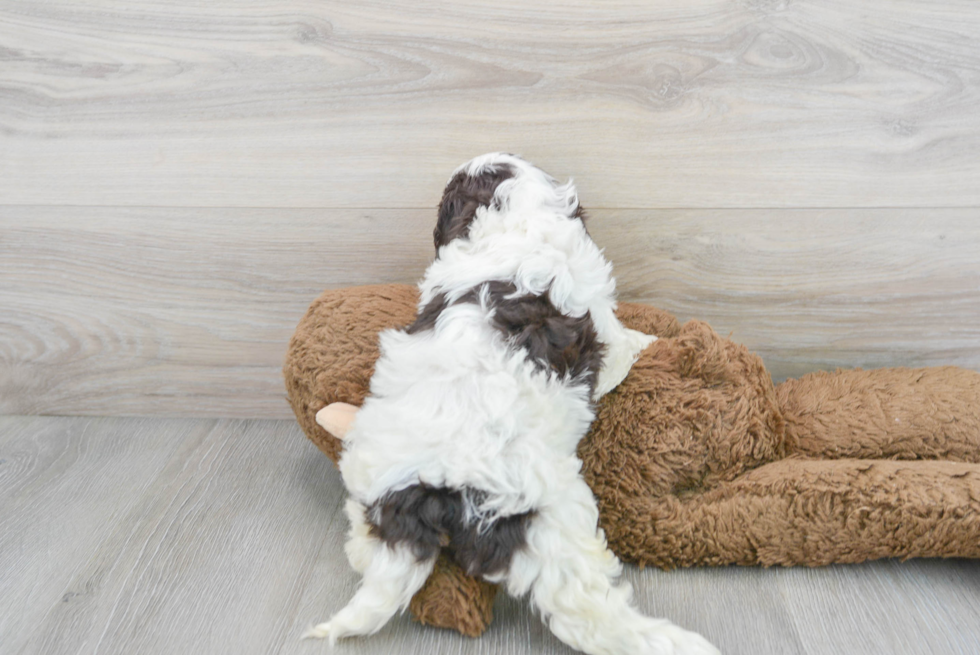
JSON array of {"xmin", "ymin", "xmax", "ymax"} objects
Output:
[{"xmin": 368, "ymin": 484, "xmax": 533, "ymax": 577}]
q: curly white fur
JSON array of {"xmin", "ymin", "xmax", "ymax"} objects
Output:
[{"xmin": 304, "ymin": 154, "xmax": 719, "ymax": 655}]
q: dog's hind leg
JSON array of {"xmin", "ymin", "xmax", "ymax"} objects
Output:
[
  {"xmin": 506, "ymin": 474, "xmax": 719, "ymax": 655},
  {"xmin": 302, "ymin": 522, "xmax": 436, "ymax": 644},
  {"xmin": 341, "ymin": 498, "xmax": 378, "ymax": 574}
]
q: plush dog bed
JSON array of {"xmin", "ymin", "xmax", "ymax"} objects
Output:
[{"xmin": 284, "ymin": 283, "xmax": 980, "ymax": 637}]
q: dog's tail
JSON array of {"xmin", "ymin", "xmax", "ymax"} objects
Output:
[{"xmin": 504, "ymin": 474, "xmax": 719, "ymax": 655}]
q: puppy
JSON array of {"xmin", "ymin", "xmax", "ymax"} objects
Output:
[{"xmin": 304, "ymin": 154, "xmax": 719, "ymax": 655}]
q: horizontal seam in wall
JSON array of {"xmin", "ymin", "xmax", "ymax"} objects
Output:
[{"xmin": 1, "ymin": 205, "xmax": 978, "ymax": 211}]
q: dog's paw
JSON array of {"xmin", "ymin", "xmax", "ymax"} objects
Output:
[
  {"xmin": 653, "ymin": 625, "xmax": 721, "ymax": 655},
  {"xmin": 301, "ymin": 619, "xmax": 353, "ymax": 646},
  {"xmin": 301, "ymin": 621, "xmax": 335, "ymax": 643}
]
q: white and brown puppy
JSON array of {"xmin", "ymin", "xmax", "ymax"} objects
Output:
[{"xmin": 304, "ymin": 154, "xmax": 719, "ymax": 655}]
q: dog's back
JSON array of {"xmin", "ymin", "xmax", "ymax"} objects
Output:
[
  {"xmin": 305, "ymin": 154, "xmax": 718, "ymax": 655},
  {"xmin": 340, "ymin": 153, "xmax": 608, "ymax": 575}
]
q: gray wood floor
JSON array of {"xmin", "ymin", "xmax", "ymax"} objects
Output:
[{"xmin": 2, "ymin": 415, "xmax": 978, "ymax": 655}]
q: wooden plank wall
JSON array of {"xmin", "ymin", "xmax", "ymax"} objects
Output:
[{"xmin": 1, "ymin": 1, "xmax": 979, "ymax": 418}]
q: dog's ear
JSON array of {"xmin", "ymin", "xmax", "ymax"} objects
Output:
[
  {"xmin": 434, "ymin": 165, "xmax": 515, "ymax": 250},
  {"xmin": 315, "ymin": 402, "xmax": 359, "ymax": 440},
  {"xmin": 434, "ymin": 185, "xmax": 479, "ymax": 250}
]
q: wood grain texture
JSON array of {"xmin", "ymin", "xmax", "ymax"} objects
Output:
[
  {"xmin": 2, "ymin": 1, "xmax": 978, "ymax": 650},
  {"xmin": 0, "ymin": 415, "xmax": 216, "ymax": 654},
  {"xmin": 1, "ymin": 0, "xmax": 979, "ymax": 208},
  {"xmin": 778, "ymin": 560, "xmax": 980, "ymax": 655},
  {"xmin": 15, "ymin": 418, "xmax": 342, "ymax": 655},
  {"xmin": 2, "ymin": 416, "xmax": 978, "ymax": 655},
  {"xmin": 590, "ymin": 208, "xmax": 980, "ymax": 381},
  {"xmin": 2, "ymin": 206, "xmax": 978, "ymax": 417},
  {"xmin": 0, "ymin": 206, "xmax": 433, "ymax": 417}
]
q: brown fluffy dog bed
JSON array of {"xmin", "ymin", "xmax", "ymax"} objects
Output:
[{"xmin": 284, "ymin": 283, "xmax": 980, "ymax": 637}]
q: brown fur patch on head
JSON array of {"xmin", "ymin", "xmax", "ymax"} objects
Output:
[{"xmin": 434, "ymin": 164, "xmax": 515, "ymax": 250}]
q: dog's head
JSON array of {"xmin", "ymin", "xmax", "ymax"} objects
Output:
[{"xmin": 434, "ymin": 153, "xmax": 584, "ymax": 252}]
